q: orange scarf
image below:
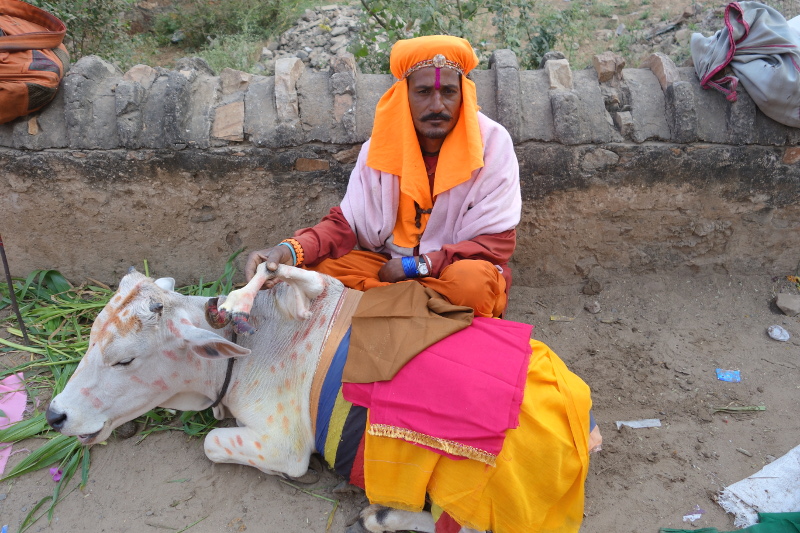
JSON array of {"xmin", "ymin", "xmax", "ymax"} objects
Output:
[{"xmin": 366, "ymin": 36, "xmax": 484, "ymax": 249}]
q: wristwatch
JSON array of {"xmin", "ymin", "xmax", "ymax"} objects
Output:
[{"xmin": 417, "ymin": 255, "xmax": 429, "ymax": 277}]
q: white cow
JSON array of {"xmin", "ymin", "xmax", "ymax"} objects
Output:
[{"xmin": 46, "ymin": 263, "xmax": 594, "ymax": 533}]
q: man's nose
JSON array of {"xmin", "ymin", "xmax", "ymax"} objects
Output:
[{"xmin": 430, "ymin": 90, "xmax": 445, "ymax": 112}]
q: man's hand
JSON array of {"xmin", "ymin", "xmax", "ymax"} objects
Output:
[
  {"xmin": 378, "ymin": 258, "xmax": 408, "ymax": 283},
  {"xmin": 245, "ymin": 246, "xmax": 293, "ymax": 289}
]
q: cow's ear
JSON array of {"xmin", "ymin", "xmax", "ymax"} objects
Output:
[
  {"xmin": 182, "ymin": 326, "xmax": 251, "ymax": 359},
  {"xmin": 155, "ymin": 277, "xmax": 176, "ymax": 292}
]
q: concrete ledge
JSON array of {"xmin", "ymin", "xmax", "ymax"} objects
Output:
[{"xmin": 1, "ymin": 51, "xmax": 799, "ymax": 287}]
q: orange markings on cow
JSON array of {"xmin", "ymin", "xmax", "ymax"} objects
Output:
[
  {"xmin": 254, "ymin": 441, "xmax": 262, "ymax": 450},
  {"xmin": 180, "ymin": 318, "xmax": 192, "ymax": 325},
  {"xmin": 224, "ymin": 448, "xmax": 233, "ymax": 456},
  {"xmin": 290, "ymin": 352, "xmax": 298, "ymax": 361},
  {"xmin": 80, "ymin": 388, "xmax": 91, "ymax": 397},
  {"xmin": 152, "ymin": 378, "xmax": 169, "ymax": 391},
  {"xmin": 236, "ymin": 435, "xmax": 243, "ymax": 447},
  {"xmin": 214, "ymin": 436, "xmax": 221, "ymax": 446},
  {"xmin": 267, "ymin": 415, "xmax": 274, "ymax": 424},
  {"xmin": 276, "ymin": 403, "xmax": 285, "ymax": 414},
  {"xmin": 131, "ymin": 375, "xmax": 144, "ymax": 384},
  {"xmin": 184, "ymin": 379, "xmax": 193, "ymax": 384},
  {"xmin": 282, "ymin": 416, "xmax": 290, "ymax": 433},
  {"xmin": 163, "ymin": 350, "xmax": 179, "ymax": 361},
  {"xmin": 284, "ymin": 378, "xmax": 291, "ymax": 390},
  {"xmin": 305, "ymin": 342, "xmax": 313, "ymax": 353},
  {"xmin": 229, "ymin": 437, "xmax": 237, "ymax": 447},
  {"xmin": 166, "ymin": 319, "xmax": 182, "ymax": 338},
  {"xmin": 270, "ymin": 365, "xmax": 276, "ymax": 374},
  {"xmin": 91, "ymin": 396, "xmax": 103, "ymax": 409},
  {"xmin": 248, "ymin": 460, "xmax": 256, "ymax": 466},
  {"xmin": 258, "ymin": 454, "xmax": 265, "ymax": 461},
  {"xmin": 170, "ymin": 372, "xmax": 179, "ymax": 379},
  {"xmin": 280, "ymin": 361, "xmax": 285, "ymax": 369}
]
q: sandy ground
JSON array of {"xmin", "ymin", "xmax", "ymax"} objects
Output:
[{"xmin": 1, "ymin": 271, "xmax": 799, "ymax": 533}]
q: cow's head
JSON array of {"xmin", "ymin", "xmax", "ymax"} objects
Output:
[{"xmin": 46, "ymin": 269, "xmax": 250, "ymax": 445}]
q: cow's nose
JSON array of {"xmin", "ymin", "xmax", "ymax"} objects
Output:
[{"xmin": 46, "ymin": 406, "xmax": 67, "ymax": 431}]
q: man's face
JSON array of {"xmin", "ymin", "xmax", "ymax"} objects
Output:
[{"xmin": 407, "ymin": 66, "xmax": 462, "ymax": 141}]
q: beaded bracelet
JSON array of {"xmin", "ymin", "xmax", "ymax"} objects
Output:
[
  {"xmin": 276, "ymin": 242, "xmax": 297, "ymax": 266},
  {"xmin": 401, "ymin": 256, "xmax": 419, "ymax": 278},
  {"xmin": 281, "ymin": 238, "xmax": 305, "ymax": 267}
]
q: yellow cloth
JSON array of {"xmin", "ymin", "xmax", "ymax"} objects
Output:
[
  {"xmin": 365, "ymin": 35, "xmax": 484, "ymax": 248},
  {"xmin": 362, "ymin": 339, "xmax": 592, "ymax": 533}
]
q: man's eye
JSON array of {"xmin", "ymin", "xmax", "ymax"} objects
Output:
[{"xmin": 114, "ymin": 358, "xmax": 134, "ymax": 367}]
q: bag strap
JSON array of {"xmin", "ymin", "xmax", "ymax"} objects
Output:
[{"xmin": 0, "ymin": 0, "xmax": 66, "ymax": 51}]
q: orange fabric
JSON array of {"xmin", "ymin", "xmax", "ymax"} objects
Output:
[
  {"xmin": 362, "ymin": 339, "xmax": 593, "ymax": 533},
  {"xmin": 306, "ymin": 250, "xmax": 506, "ymax": 318},
  {"xmin": 366, "ymin": 35, "xmax": 484, "ymax": 248}
]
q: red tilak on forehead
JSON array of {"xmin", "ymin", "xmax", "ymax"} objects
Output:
[{"xmin": 435, "ymin": 67, "xmax": 440, "ymax": 90}]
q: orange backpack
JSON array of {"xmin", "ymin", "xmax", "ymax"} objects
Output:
[{"xmin": 0, "ymin": 0, "xmax": 69, "ymax": 124}]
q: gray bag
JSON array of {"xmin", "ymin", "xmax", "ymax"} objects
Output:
[{"xmin": 691, "ymin": 1, "xmax": 800, "ymax": 128}]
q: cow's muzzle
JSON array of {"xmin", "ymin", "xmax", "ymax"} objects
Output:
[{"xmin": 45, "ymin": 405, "xmax": 67, "ymax": 431}]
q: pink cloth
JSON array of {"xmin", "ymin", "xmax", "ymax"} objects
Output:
[
  {"xmin": 342, "ymin": 317, "xmax": 532, "ymax": 463},
  {"xmin": 0, "ymin": 373, "xmax": 27, "ymax": 477},
  {"xmin": 340, "ymin": 112, "xmax": 521, "ymax": 257}
]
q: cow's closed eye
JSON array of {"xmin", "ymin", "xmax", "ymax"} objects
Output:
[{"xmin": 113, "ymin": 358, "xmax": 135, "ymax": 367}]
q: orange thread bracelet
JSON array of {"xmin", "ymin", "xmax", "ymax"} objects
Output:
[{"xmin": 281, "ymin": 238, "xmax": 305, "ymax": 267}]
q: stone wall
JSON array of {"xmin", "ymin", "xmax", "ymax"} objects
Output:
[{"xmin": 1, "ymin": 51, "xmax": 799, "ymax": 288}]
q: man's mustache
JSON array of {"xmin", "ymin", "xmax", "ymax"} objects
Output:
[{"xmin": 421, "ymin": 112, "xmax": 452, "ymax": 122}]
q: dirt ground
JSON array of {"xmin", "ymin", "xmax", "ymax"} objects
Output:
[{"xmin": 1, "ymin": 270, "xmax": 799, "ymax": 532}]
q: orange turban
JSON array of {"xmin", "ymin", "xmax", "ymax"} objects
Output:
[{"xmin": 366, "ymin": 35, "xmax": 484, "ymax": 249}]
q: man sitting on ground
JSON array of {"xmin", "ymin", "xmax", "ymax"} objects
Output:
[{"xmin": 246, "ymin": 35, "xmax": 521, "ymax": 318}]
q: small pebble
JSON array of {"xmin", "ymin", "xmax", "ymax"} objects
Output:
[{"xmin": 584, "ymin": 301, "xmax": 601, "ymax": 314}]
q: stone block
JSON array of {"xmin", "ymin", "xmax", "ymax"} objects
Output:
[
  {"xmin": 244, "ymin": 76, "xmax": 279, "ymax": 147},
  {"xmin": 275, "ymin": 57, "xmax": 305, "ymax": 124},
  {"xmin": 212, "ymin": 101, "xmax": 245, "ymax": 141},
  {"xmin": 182, "ymin": 71, "xmax": 219, "ymax": 149},
  {"xmin": 726, "ymin": 90, "xmax": 756, "ymax": 145},
  {"xmin": 665, "ymin": 80, "xmax": 697, "ymax": 142},
  {"xmin": 776, "ymin": 293, "xmax": 800, "ymax": 316},
  {"xmin": 640, "ymin": 53, "xmax": 679, "ymax": 91},
  {"xmin": 355, "ymin": 73, "xmax": 393, "ymax": 142},
  {"xmin": 64, "ymin": 55, "xmax": 122, "ymax": 149},
  {"xmin": 518, "ymin": 70, "xmax": 555, "ymax": 142},
  {"xmin": 174, "ymin": 57, "xmax": 216, "ymax": 76},
  {"xmin": 298, "ymin": 71, "xmax": 334, "ymax": 143},
  {"xmin": 551, "ymin": 90, "xmax": 582, "ymax": 144},
  {"xmin": 295, "ymin": 158, "xmax": 330, "ymax": 171},
  {"xmin": 614, "ymin": 111, "xmax": 634, "ymax": 137},
  {"xmin": 581, "ymin": 148, "xmax": 619, "ymax": 171},
  {"xmin": 545, "ymin": 59, "xmax": 573, "ymax": 90},
  {"xmin": 593, "ymin": 51, "xmax": 625, "ymax": 83},
  {"xmin": 623, "ymin": 68, "xmax": 670, "ymax": 142},
  {"xmin": 115, "ymin": 80, "xmax": 147, "ymax": 147},
  {"xmin": 123, "ymin": 65, "xmax": 158, "ymax": 89},
  {"xmin": 220, "ymin": 68, "xmax": 252, "ymax": 96},
  {"xmin": 490, "ymin": 49, "xmax": 521, "ymax": 142},
  {"xmin": 11, "ymin": 85, "xmax": 68, "ymax": 149}
]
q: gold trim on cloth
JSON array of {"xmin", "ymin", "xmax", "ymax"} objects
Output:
[
  {"xmin": 309, "ymin": 287, "xmax": 363, "ymax": 435},
  {"xmin": 368, "ymin": 423, "xmax": 498, "ymax": 466}
]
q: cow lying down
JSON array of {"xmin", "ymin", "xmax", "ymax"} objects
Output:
[{"xmin": 46, "ymin": 263, "xmax": 599, "ymax": 533}]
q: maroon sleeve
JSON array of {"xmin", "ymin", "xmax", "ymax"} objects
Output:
[
  {"xmin": 425, "ymin": 229, "xmax": 516, "ymax": 289},
  {"xmin": 292, "ymin": 206, "xmax": 357, "ymax": 266}
]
